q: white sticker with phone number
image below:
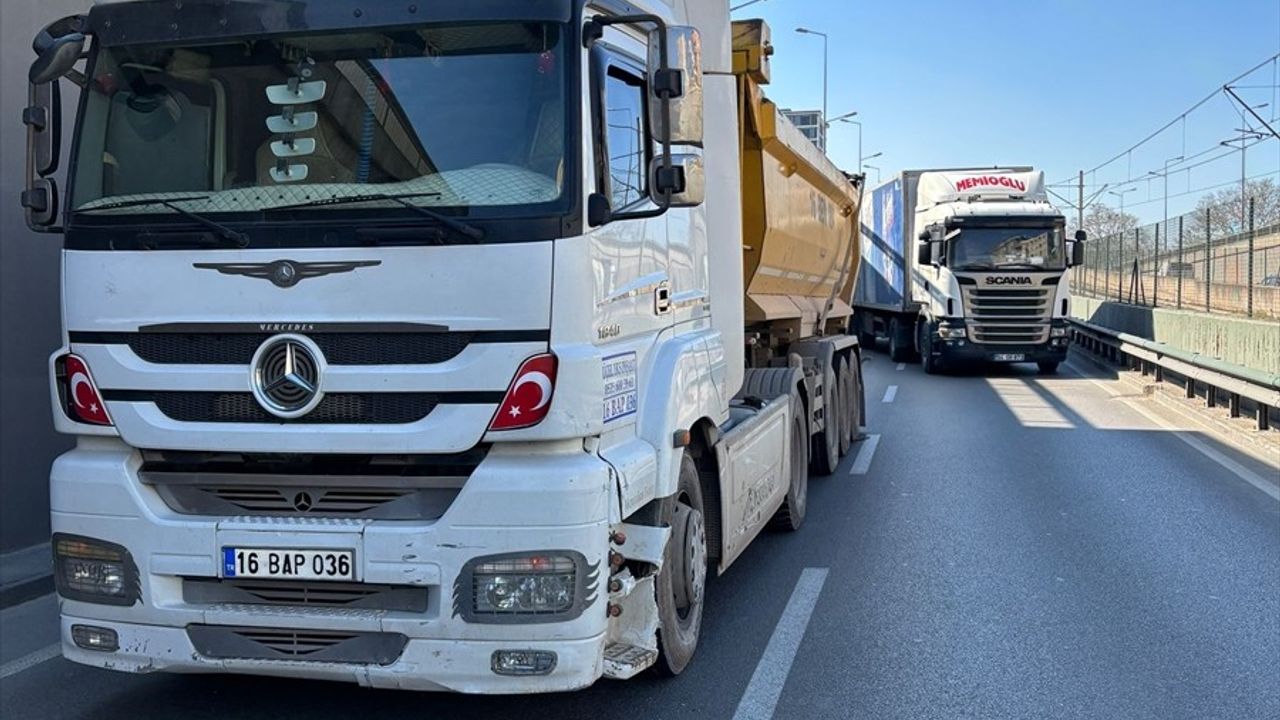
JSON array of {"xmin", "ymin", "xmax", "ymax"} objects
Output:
[{"xmin": 603, "ymin": 352, "xmax": 637, "ymax": 422}]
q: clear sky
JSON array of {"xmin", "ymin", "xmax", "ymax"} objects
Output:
[{"xmin": 738, "ymin": 0, "xmax": 1280, "ymax": 224}]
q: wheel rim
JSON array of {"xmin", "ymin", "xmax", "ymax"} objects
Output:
[{"xmin": 670, "ymin": 500, "xmax": 706, "ymax": 625}]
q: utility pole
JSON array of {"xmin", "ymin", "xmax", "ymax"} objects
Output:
[
  {"xmin": 1077, "ymin": 170, "xmax": 1084, "ymax": 236},
  {"xmin": 795, "ymin": 28, "xmax": 828, "ymax": 146}
]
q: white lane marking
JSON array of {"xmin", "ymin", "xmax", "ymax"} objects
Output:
[
  {"xmin": 732, "ymin": 568, "xmax": 829, "ymax": 720},
  {"xmin": 882, "ymin": 385, "xmax": 898, "ymax": 403},
  {"xmin": 0, "ymin": 643, "xmax": 61, "ymax": 680},
  {"xmin": 849, "ymin": 434, "xmax": 881, "ymax": 475},
  {"xmin": 1064, "ymin": 361, "xmax": 1280, "ymax": 502},
  {"xmin": 896, "ymin": 363, "xmax": 905, "ymax": 371}
]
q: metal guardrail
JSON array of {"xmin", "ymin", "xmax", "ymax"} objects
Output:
[{"xmin": 1068, "ymin": 318, "xmax": 1280, "ymax": 431}]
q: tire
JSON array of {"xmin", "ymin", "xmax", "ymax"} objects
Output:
[
  {"xmin": 855, "ymin": 313, "xmax": 877, "ymax": 348},
  {"xmin": 770, "ymin": 393, "xmax": 809, "ymax": 532},
  {"xmin": 1038, "ymin": 361, "xmax": 1060, "ymax": 375},
  {"xmin": 920, "ymin": 321, "xmax": 942, "ymax": 375},
  {"xmin": 888, "ymin": 318, "xmax": 913, "ymax": 363},
  {"xmin": 811, "ymin": 366, "xmax": 840, "ymax": 476},
  {"xmin": 837, "ymin": 356, "xmax": 854, "ymax": 456},
  {"xmin": 654, "ymin": 452, "xmax": 708, "ymax": 676}
]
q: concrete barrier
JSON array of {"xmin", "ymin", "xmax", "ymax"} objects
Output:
[{"xmin": 1072, "ymin": 296, "xmax": 1280, "ymax": 375}]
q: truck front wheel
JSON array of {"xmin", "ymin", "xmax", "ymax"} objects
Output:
[
  {"xmin": 919, "ymin": 321, "xmax": 943, "ymax": 375},
  {"xmin": 654, "ymin": 452, "xmax": 708, "ymax": 676}
]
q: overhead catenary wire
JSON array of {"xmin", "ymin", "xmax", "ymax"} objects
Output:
[{"xmin": 1053, "ymin": 52, "xmax": 1280, "ymax": 187}]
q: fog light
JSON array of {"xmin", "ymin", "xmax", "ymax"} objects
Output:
[
  {"xmin": 71, "ymin": 624, "xmax": 118, "ymax": 652},
  {"xmin": 1050, "ymin": 326, "xmax": 1069, "ymax": 338},
  {"xmin": 492, "ymin": 650, "xmax": 557, "ymax": 676},
  {"xmin": 54, "ymin": 534, "xmax": 138, "ymax": 606}
]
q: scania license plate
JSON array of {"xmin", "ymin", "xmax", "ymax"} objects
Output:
[
  {"xmin": 222, "ymin": 547, "xmax": 355, "ymax": 581},
  {"xmin": 992, "ymin": 353, "xmax": 1026, "ymax": 362}
]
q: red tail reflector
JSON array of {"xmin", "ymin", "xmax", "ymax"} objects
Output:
[
  {"xmin": 488, "ymin": 354, "xmax": 557, "ymax": 431},
  {"xmin": 59, "ymin": 354, "xmax": 112, "ymax": 426}
]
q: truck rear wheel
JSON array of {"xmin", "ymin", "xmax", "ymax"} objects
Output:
[
  {"xmin": 654, "ymin": 452, "xmax": 707, "ymax": 676},
  {"xmin": 888, "ymin": 318, "xmax": 914, "ymax": 363},
  {"xmin": 770, "ymin": 393, "xmax": 809, "ymax": 531},
  {"xmin": 837, "ymin": 356, "xmax": 854, "ymax": 456},
  {"xmin": 811, "ymin": 366, "xmax": 840, "ymax": 476}
]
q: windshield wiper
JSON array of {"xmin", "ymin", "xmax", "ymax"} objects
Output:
[
  {"xmin": 270, "ymin": 192, "xmax": 484, "ymax": 242},
  {"xmin": 953, "ymin": 262, "xmax": 996, "ymax": 271},
  {"xmin": 81, "ymin": 196, "xmax": 249, "ymax": 248},
  {"xmin": 994, "ymin": 262, "xmax": 1045, "ymax": 269}
]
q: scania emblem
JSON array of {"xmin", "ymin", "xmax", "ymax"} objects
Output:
[{"xmin": 249, "ymin": 334, "xmax": 326, "ymax": 418}]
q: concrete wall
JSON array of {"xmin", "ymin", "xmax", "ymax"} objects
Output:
[
  {"xmin": 1072, "ymin": 296, "xmax": 1280, "ymax": 375},
  {"xmin": 1, "ymin": 1, "xmax": 87, "ymax": 552}
]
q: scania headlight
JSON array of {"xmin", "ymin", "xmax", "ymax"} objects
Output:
[
  {"xmin": 1050, "ymin": 326, "xmax": 1069, "ymax": 338},
  {"xmin": 53, "ymin": 534, "xmax": 139, "ymax": 606},
  {"xmin": 938, "ymin": 325, "xmax": 966, "ymax": 339},
  {"xmin": 459, "ymin": 552, "xmax": 590, "ymax": 623}
]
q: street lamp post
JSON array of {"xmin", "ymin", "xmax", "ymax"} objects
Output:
[
  {"xmin": 795, "ymin": 28, "xmax": 828, "ymax": 143},
  {"xmin": 860, "ymin": 150, "xmax": 882, "ymax": 177},
  {"xmin": 1109, "ymin": 188, "xmax": 1136, "ymax": 301},
  {"xmin": 863, "ymin": 164, "xmax": 881, "ymax": 184},
  {"xmin": 1147, "ymin": 155, "xmax": 1183, "ymax": 305},
  {"xmin": 730, "ymin": 0, "xmax": 769, "ymax": 11}
]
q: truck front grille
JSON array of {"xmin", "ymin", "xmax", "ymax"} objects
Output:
[
  {"xmin": 962, "ymin": 286, "xmax": 1052, "ymax": 345},
  {"xmin": 107, "ymin": 391, "xmax": 443, "ymax": 424},
  {"xmin": 183, "ymin": 579, "xmax": 428, "ymax": 612},
  {"xmin": 74, "ymin": 331, "xmax": 477, "ymax": 366},
  {"xmin": 188, "ymin": 625, "xmax": 407, "ymax": 665}
]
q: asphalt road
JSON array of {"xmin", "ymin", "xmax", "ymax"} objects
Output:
[{"xmin": 3, "ymin": 351, "xmax": 1278, "ymax": 719}]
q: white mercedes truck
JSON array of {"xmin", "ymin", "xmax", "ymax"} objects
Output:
[
  {"xmin": 21, "ymin": 0, "xmax": 866, "ymax": 693},
  {"xmin": 852, "ymin": 168, "xmax": 1086, "ymax": 373}
]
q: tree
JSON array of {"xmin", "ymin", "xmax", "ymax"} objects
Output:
[
  {"xmin": 1187, "ymin": 177, "xmax": 1280, "ymax": 240},
  {"xmin": 1073, "ymin": 203, "xmax": 1139, "ymax": 247}
]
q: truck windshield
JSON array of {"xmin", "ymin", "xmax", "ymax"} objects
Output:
[
  {"xmin": 69, "ymin": 23, "xmax": 569, "ymax": 222},
  {"xmin": 949, "ymin": 226, "xmax": 1065, "ymax": 270}
]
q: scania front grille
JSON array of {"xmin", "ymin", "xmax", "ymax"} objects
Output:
[{"xmin": 963, "ymin": 286, "xmax": 1052, "ymax": 345}]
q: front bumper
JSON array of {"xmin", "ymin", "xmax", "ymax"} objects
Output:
[
  {"xmin": 50, "ymin": 437, "xmax": 613, "ymax": 694},
  {"xmin": 933, "ymin": 337, "xmax": 1070, "ymax": 364}
]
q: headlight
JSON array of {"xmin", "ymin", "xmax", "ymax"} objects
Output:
[
  {"xmin": 54, "ymin": 534, "xmax": 139, "ymax": 606},
  {"xmin": 1050, "ymin": 326, "xmax": 1069, "ymax": 338},
  {"xmin": 938, "ymin": 325, "xmax": 966, "ymax": 339},
  {"xmin": 459, "ymin": 552, "xmax": 591, "ymax": 623}
]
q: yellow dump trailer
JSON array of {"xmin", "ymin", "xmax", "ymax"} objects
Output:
[{"xmin": 732, "ymin": 20, "xmax": 862, "ymax": 345}]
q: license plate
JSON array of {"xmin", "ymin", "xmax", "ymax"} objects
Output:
[
  {"xmin": 992, "ymin": 353, "xmax": 1026, "ymax": 362},
  {"xmin": 222, "ymin": 547, "xmax": 355, "ymax": 581}
]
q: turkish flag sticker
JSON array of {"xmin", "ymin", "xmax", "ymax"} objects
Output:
[{"xmin": 63, "ymin": 354, "xmax": 112, "ymax": 426}]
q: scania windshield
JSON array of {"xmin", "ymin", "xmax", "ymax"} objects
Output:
[
  {"xmin": 949, "ymin": 225, "xmax": 1066, "ymax": 271},
  {"xmin": 68, "ymin": 22, "xmax": 571, "ymax": 233}
]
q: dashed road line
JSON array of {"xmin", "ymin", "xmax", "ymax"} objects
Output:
[
  {"xmin": 849, "ymin": 434, "xmax": 881, "ymax": 475},
  {"xmin": 0, "ymin": 643, "xmax": 60, "ymax": 680},
  {"xmin": 882, "ymin": 385, "xmax": 898, "ymax": 403},
  {"xmin": 732, "ymin": 568, "xmax": 829, "ymax": 720}
]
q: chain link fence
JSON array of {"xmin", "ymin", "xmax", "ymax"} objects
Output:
[{"xmin": 1072, "ymin": 198, "xmax": 1280, "ymax": 320}]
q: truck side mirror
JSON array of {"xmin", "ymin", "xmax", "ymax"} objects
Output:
[
  {"xmin": 1071, "ymin": 238, "xmax": 1086, "ymax": 267},
  {"xmin": 650, "ymin": 153, "xmax": 705, "ymax": 208},
  {"xmin": 916, "ymin": 242, "xmax": 932, "ymax": 266},
  {"xmin": 22, "ymin": 80, "xmax": 63, "ymax": 230},
  {"xmin": 29, "ymin": 32, "xmax": 84, "ymax": 85},
  {"xmin": 1074, "ymin": 230, "xmax": 1087, "ymax": 242},
  {"xmin": 647, "ymin": 26, "xmax": 703, "ymax": 147}
]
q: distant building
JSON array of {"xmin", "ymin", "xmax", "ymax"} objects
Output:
[{"xmin": 780, "ymin": 108, "xmax": 826, "ymax": 152}]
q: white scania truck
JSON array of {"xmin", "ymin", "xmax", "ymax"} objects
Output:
[
  {"xmin": 852, "ymin": 168, "xmax": 1086, "ymax": 373},
  {"xmin": 21, "ymin": 0, "xmax": 865, "ymax": 693}
]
